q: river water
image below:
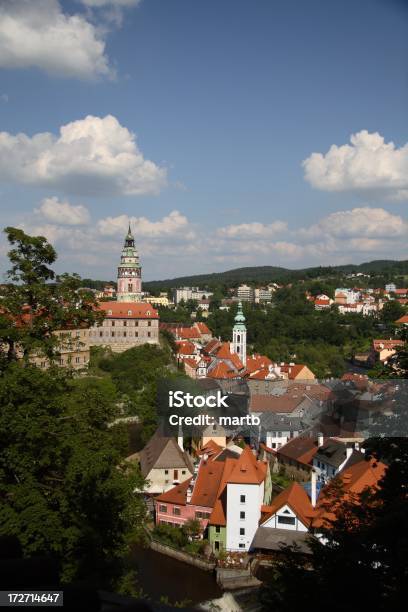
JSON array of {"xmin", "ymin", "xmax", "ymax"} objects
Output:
[{"xmin": 130, "ymin": 546, "xmax": 263, "ymax": 611}]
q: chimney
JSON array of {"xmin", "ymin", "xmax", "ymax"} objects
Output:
[
  {"xmin": 177, "ymin": 424, "xmax": 184, "ymax": 451},
  {"xmin": 317, "ymin": 432, "xmax": 324, "ymax": 447},
  {"xmin": 311, "ymin": 470, "xmax": 317, "ymax": 508}
]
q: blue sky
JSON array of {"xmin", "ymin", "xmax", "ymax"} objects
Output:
[{"xmin": 0, "ymin": 0, "xmax": 407, "ymax": 280}]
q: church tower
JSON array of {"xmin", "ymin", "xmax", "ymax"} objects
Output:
[
  {"xmin": 117, "ymin": 224, "xmax": 142, "ymax": 302},
  {"xmin": 232, "ymin": 301, "xmax": 247, "ymax": 366}
]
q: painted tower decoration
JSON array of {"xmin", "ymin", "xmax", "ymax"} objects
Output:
[
  {"xmin": 117, "ymin": 224, "xmax": 142, "ymax": 302},
  {"xmin": 232, "ymin": 301, "xmax": 247, "ymax": 366}
]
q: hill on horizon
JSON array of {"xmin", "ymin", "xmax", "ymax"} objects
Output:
[{"xmin": 142, "ymin": 259, "xmax": 408, "ymax": 291}]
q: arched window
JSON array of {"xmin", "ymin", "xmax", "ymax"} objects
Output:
[
  {"xmin": 237, "ymin": 334, "xmax": 240, "ymax": 343},
  {"xmin": 128, "ymin": 310, "xmax": 132, "ymax": 316}
]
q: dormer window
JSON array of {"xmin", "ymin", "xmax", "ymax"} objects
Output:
[
  {"xmin": 146, "ymin": 310, "xmax": 150, "ymax": 316},
  {"xmin": 127, "ymin": 310, "xmax": 132, "ymax": 315},
  {"xmin": 108, "ymin": 310, "xmax": 112, "ymax": 315}
]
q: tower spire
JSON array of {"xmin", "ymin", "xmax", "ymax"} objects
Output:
[
  {"xmin": 232, "ymin": 301, "xmax": 247, "ymax": 366},
  {"xmin": 117, "ymin": 222, "xmax": 142, "ymax": 302}
]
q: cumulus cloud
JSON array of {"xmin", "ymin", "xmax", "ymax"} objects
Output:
[
  {"xmin": 303, "ymin": 130, "xmax": 408, "ymax": 201},
  {"xmin": 217, "ymin": 220, "xmax": 287, "ymax": 238},
  {"xmin": 299, "ymin": 207, "xmax": 407, "ymax": 240},
  {"xmin": 0, "ymin": 0, "xmax": 112, "ymax": 80},
  {"xmin": 0, "ymin": 114, "xmax": 167, "ymax": 196},
  {"xmin": 36, "ymin": 197, "xmax": 90, "ymax": 225},
  {"xmin": 97, "ymin": 210, "xmax": 189, "ymax": 237}
]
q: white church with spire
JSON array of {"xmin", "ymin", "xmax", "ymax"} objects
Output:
[
  {"xmin": 117, "ymin": 224, "xmax": 142, "ymax": 302},
  {"xmin": 231, "ymin": 301, "xmax": 247, "ymax": 366}
]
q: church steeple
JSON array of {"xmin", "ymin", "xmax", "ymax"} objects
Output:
[
  {"xmin": 117, "ymin": 223, "xmax": 142, "ymax": 302},
  {"xmin": 232, "ymin": 302, "xmax": 247, "ymax": 366}
]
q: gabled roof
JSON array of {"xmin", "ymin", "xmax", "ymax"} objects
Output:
[
  {"xmin": 99, "ymin": 301, "xmax": 158, "ymax": 319},
  {"xmin": 396, "ymin": 314, "xmax": 408, "ymax": 324},
  {"xmin": 175, "ymin": 340, "xmax": 196, "ymax": 355},
  {"xmin": 139, "ymin": 430, "xmax": 193, "ymax": 477},
  {"xmin": 260, "ymin": 482, "xmax": 315, "ymax": 528},
  {"xmin": 176, "ymin": 327, "xmax": 201, "ymax": 339},
  {"xmin": 277, "ymin": 436, "xmax": 318, "ymax": 465},
  {"xmin": 226, "ymin": 446, "xmax": 267, "ymax": 485},
  {"xmin": 249, "ymin": 394, "xmax": 305, "ymax": 414},
  {"xmin": 190, "ymin": 460, "xmax": 225, "ymax": 507},
  {"xmin": 155, "ymin": 478, "xmax": 192, "ymax": 506},
  {"xmin": 195, "ymin": 322, "xmax": 211, "ymax": 334},
  {"xmin": 246, "ymin": 354, "xmax": 273, "ymax": 373},
  {"xmin": 207, "ymin": 361, "xmax": 238, "ymax": 379},
  {"xmin": 315, "ymin": 440, "xmax": 364, "ymax": 469}
]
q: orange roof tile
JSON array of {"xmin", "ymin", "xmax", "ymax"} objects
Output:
[
  {"xmin": 207, "ymin": 361, "xmax": 238, "ymax": 379},
  {"xmin": 246, "ymin": 354, "xmax": 273, "ymax": 373},
  {"xmin": 261, "ymin": 482, "xmax": 315, "ymax": 528},
  {"xmin": 190, "ymin": 460, "xmax": 225, "ymax": 507},
  {"xmin": 98, "ymin": 301, "xmax": 158, "ymax": 319},
  {"xmin": 155, "ymin": 478, "xmax": 192, "ymax": 506},
  {"xmin": 227, "ymin": 446, "xmax": 267, "ymax": 485}
]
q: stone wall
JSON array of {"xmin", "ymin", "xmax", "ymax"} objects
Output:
[{"xmin": 149, "ymin": 540, "xmax": 215, "ymax": 572}]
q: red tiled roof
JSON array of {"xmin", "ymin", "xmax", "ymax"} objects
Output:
[
  {"xmin": 277, "ymin": 436, "xmax": 318, "ymax": 465},
  {"xmin": 175, "ymin": 340, "xmax": 196, "ymax": 355},
  {"xmin": 396, "ymin": 314, "xmax": 408, "ymax": 324},
  {"xmin": 155, "ymin": 478, "xmax": 192, "ymax": 505},
  {"xmin": 207, "ymin": 361, "xmax": 238, "ymax": 379},
  {"xmin": 373, "ymin": 339, "xmax": 405, "ymax": 351},
  {"xmin": 261, "ymin": 482, "xmax": 315, "ymax": 528},
  {"xmin": 176, "ymin": 327, "xmax": 201, "ymax": 339},
  {"xmin": 249, "ymin": 394, "xmax": 304, "ymax": 413},
  {"xmin": 195, "ymin": 322, "xmax": 211, "ymax": 334},
  {"xmin": 246, "ymin": 354, "xmax": 273, "ymax": 373},
  {"xmin": 226, "ymin": 446, "xmax": 267, "ymax": 485},
  {"xmin": 190, "ymin": 460, "xmax": 225, "ymax": 507},
  {"xmin": 98, "ymin": 301, "xmax": 158, "ymax": 319}
]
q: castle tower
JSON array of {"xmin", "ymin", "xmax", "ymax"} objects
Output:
[
  {"xmin": 232, "ymin": 301, "xmax": 247, "ymax": 366},
  {"xmin": 117, "ymin": 224, "xmax": 142, "ymax": 302}
]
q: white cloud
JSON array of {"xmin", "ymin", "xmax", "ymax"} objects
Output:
[
  {"xmin": 0, "ymin": 0, "xmax": 111, "ymax": 79},
  {"xmin": 299, "ymin": 207, "xmax": 407, "ymax": 240},
  {"xmin": 36, "ymin": 197, "xmax": 90, "ymax": 225},
  {"xmin": 97, "ymin": 210, "xmax": 189, "ymax": 237},
  {"xmin": 217, "ymin": 220, "xmax": 287, "ymax": 238},
  {"xmin": 303, "ymin": 130, "xmax": 408, "ymax": 201},
  {"xmin": 0, "ymin": 114, "xmax": 167, "ymax": 196}
]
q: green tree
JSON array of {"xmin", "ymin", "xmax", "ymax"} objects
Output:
[
  {"xmin": 0, "ymin": 365, "xmax": 146, "ymax": 584},
  {"xmin": 0, "ymin": 227, "xmax": 102, "ymax": 367},
  {"xmin": 260, "ymin": 439, "xmax": 408, "ymax": 611}
]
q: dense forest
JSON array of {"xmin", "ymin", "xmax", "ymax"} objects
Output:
[{"xmin": 143, "ymin": 259, "xmax": 408, "ymax": 292}]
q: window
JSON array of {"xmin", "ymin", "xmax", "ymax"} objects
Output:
[
  {"xmin": 148, "ymin": 321, "xmax": 151, "ymax": 327},
  {"xmin": 239, "ymin": 543, "xmax": 245, "ymax": 549},
  {"xmin": 112, "ymin": 321, "xmax": 115, "ymax": 327},
  {"xmin": 99, "ymin": 331, "xmax": 103, "ymax": 337},
  {"xmin": 135, "ymin": 321, "xmax": 139, "ymax": 326},
  {"xmin": 240, "ymin": 528, "xmax": 245, "ymax": 536},
  {"xmin": 181, "ymin": 470, "xmax": 186, "ymax": 475},
  {"xmin": 111, "ymin": 332, "xmax": 115, "ymax": 337},
  {"xmin": 215, "ymin": 526, "xmax": 220, "ymax": 534},
  {"xmin": 123, "ymin": 321, "xmax": 127, "ymax": 327},
  {"xmin": 240, "ymin": 495, "xmax": 246, "ymax": 503},
  {"xmin": 173, "ymin": 507, "xmax": 181, "ymax": 516},
  {"xmin": 277, "ymin": 515, "xmax": 296, "ymax": 526},
  {"xmin": 159, "ymin": 505, "xmax": 167, "ymax": 513},
  {"xmin": 135, "ymin": 332, "xmax": 139, "ymax": 337},
  {"xmin": 147, "ymin": 332, "xmax": 151, "ymax": 338},
  {"xmin": 75, "ymin": 357, "xmax": 80, "ymax": 364},
  {"xmin": 128, "ymin": 310, "xmax": 132, "ymax": 315},
  {"xmin": 240, "ymin": 511, "xmax": 245, "ymax": 519},
  {"xmin": 123, "ymin": 332, "xmax": 127, "ymax": 338},
  {"xmin": 214, "ymin": 541, "xmax": 220, "ymax": 551}
]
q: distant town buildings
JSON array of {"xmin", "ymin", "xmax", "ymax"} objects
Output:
[{"xmin": 172, "ymin": 287, "xmax": 213, "ymax": 306}]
